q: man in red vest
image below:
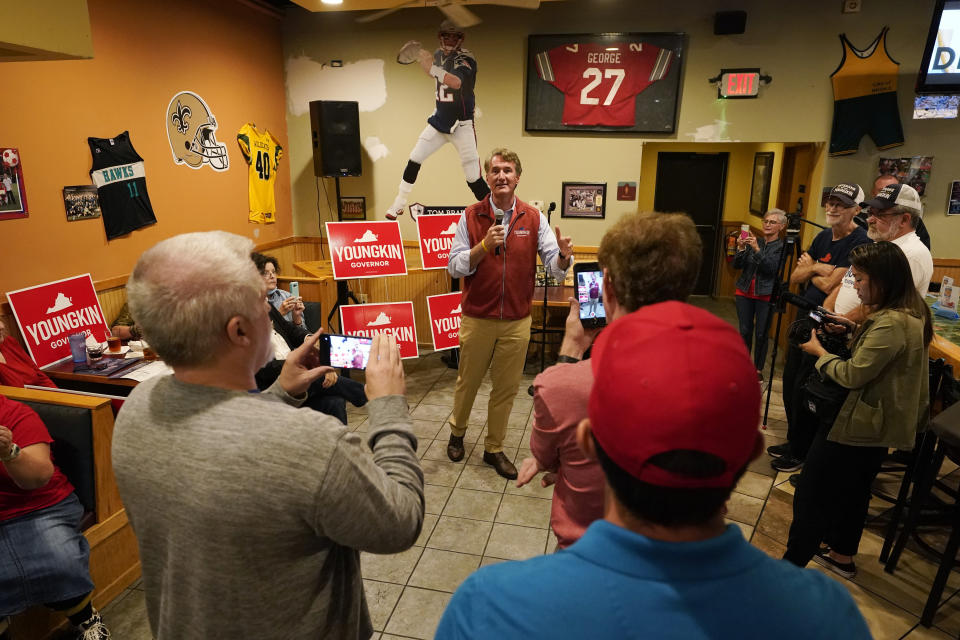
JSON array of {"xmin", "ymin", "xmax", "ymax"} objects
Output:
[{"xmin": 446, "ymin": 148, "xmax": 574, "ymax": 478}]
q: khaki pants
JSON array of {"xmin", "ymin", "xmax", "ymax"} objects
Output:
[{"xmin": 449, "ymin": 314, "xmax": 532, "ymax": 453}]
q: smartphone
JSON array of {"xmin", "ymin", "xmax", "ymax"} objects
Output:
[
  {"xmin": 320, "ymin": 333, "xmax": 374, "ymax": 369},
  {"xmin": 573, "ymin": 262, "xmax": 606, "ymax": 329},
  {"xmin": 289, "ymin": 281, "xmax": 300, "ymax": 299},
  {"xmin": 739, "ymin": 223, "xmax": 750, "ymax": 240}
]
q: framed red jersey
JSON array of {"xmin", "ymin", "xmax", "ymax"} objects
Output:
[{"xmin": 525, "ymin": 33, "xmax": 685, "ymax": 134}]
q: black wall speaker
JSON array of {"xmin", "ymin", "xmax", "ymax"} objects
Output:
[
  {"xmin": 714, "ymin": 11, "xmax": 747, "ymax": 35},
  {"xmin": 309, "ymin": 100, "xmax": 361, "ymax": 177}
]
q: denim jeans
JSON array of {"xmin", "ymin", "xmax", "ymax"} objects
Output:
[
  {"xmin": 0, "ymin": 493, "xmax": 93, "ymax": 616},
  {"xmin": 734, "ymin": 295, "xmax": 773, "ymax": 371}
]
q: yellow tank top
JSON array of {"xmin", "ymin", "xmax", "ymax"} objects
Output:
[{"xmin": 831, "ymin": 27, "xmax": 899, "ymax": 101}]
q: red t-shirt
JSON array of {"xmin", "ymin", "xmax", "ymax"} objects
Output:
[
  {"xmin": 0, "ymin": 336, "xmax": 57, "ymax": 389},
  {"xmin": 0, "ymin": 395, "xmax": 74, "ymax": 521}
]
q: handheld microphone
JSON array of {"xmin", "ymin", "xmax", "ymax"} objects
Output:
[
  {"xmin": 494, "ymin": 210, "xmax": 504, "ymax": 256},
  {"xmin": 853, "ymin": 212, "xmax": 869, "ymax": 229}
]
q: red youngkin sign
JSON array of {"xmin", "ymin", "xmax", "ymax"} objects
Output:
[
  {"xmin": 6, "ymin": 274, "xmax": 110, "ymax": 368},
  {"xmin": 325, "ymin": 220, "xmax": 407, "ymax": 279},
  {"xmin": 416, "ymin": 213, "xmax": 462, "ymax": 270},
  {"xmin": 426, "ymin": 292, "xmax": 462, "ymax": 351},
  {"xmin": 339, "ymin": 301, "xmax": 419, "ymax": 359}
]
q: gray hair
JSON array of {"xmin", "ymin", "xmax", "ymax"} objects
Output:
[
  {"xmin": 888, "ymin": 204, "xmax": 921, "ymax": 229},
  {"xmin": 127, "ymin": 231, "xmax": 263, "ymax": 367},
  {"xmin": 764, "ymin": 208, "xmax": 787, "ymax": 225}
]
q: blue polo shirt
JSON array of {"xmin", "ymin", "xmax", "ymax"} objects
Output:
[{"xmin": 436, "ymin": 520, "xmax": 870, "ymax": 639}]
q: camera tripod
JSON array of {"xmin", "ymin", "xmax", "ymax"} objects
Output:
[{"xmin": 760, "ymin": 212, "xmax": 827, "ymax": 429}]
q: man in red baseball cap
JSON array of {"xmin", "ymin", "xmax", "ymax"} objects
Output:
[{"xmin": 437, "ymin": 301, "xmax": 870, "ymax": 639}]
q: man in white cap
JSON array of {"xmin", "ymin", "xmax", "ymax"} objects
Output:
[{"xmin": 871, "ymin": 174, "xmax": 930, "ymax": 249}]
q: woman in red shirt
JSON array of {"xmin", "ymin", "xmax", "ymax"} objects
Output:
[{"xmin": 0, "ymin": 396, "xmax": 109, "ymax": 639}]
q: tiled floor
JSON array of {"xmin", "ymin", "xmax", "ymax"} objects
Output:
[{"xmin": 82, "ymin": 297, "xmax": 960, "ymax": 639}]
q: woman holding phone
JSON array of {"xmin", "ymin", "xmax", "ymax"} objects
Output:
[
  {"xmin": 784, "ymin": 241, "xmax": 932, "ymax": 578},
  {"xmin": 732, "ymin": 209, "xmax": 787, "ymax": 379},
  {"xmin": 254, "ymin": 253, "xmax": 305, "ymax": 325}
]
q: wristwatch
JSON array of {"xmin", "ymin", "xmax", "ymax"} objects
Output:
[
  {"xmin": 556, "ymin": 355, "xmax": 579, "ymax": 364},
  {"xmin": 1, "ymin": 443, "xmax": 20, "ymax": 462}
]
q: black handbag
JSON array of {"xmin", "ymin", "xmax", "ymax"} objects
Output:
[{"xmin": 802, "ymin": 370, "xmax": 849, "ymax": 425}]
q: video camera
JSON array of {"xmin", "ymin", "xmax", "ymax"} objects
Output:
[{"xmin": 779, "ymin": 290, "xmax": 852, "ymax": 358}]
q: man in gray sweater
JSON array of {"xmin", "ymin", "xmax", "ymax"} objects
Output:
[{"xmin": 112, "ymin": 231, "xmax": 424, "ymax": 640}]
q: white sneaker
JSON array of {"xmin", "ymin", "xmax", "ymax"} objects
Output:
[
  {"xmin": 385, "ymin": 206, "xmax": 404, "ymax": 220},
  {"xmin": 77, "ymin": 609, "xmax": 111, "ymax": 639}
]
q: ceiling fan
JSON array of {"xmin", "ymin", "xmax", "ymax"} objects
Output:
[{"xmin": 356, "ymin": 0, "xmax": 541, "ymax": 28}]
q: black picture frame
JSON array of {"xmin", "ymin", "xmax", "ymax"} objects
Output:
[
  {"xmin": 340, "ymin": 196, "xmax": 366, "ymax": 220},
  {"xmin": 525, "ymin": 32, "xmax": 685, "ymax": 134},
  {"xmin": 561, "ymin": 182, "xmax": 606, "ymax": 219},
  {"xmin": 948, "ymin": 180, "xmax": 960, "ymax": 215},
  {"xmin": 63, "ymin": 185, "xmax": 102, "ymax": 221},
  {"xmin": 749, "ymin": 152, "xmax": 774, "ymax": 216}
]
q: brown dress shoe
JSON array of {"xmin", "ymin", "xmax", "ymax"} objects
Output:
[
  {"xmin": 483, "ymin": 451, "xmax": 518, "ymax": 479},
  {"xmin": 447, "ymin": 434, "xmax": 465, "ymax": 462}
]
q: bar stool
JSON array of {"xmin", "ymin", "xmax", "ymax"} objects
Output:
[
  {"xmin": 883, "ymin": 385, "xmax": 960, "ymax": 627},
  {"xmin": 879, "ymin": 358, "xmax": 948, "ymax": 560}
]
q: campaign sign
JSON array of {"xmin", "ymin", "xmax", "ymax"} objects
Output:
[
  {"xmin": 340, "ymin": 301, "xmax": 419, "ymax": 359},
  {"xmin": 417, "ymin": 213, "xmax": 462, "ymax": 270},
  {"xmin": 326, "ymin": 220, "xmax": 407, "ymax": 279},
  {"xmin": 426, "ymin": 292, "xmax": 462, "ymax": 351},
  {"xmin": 6, "ymin": 274, "xmax": 110, "ymax": 368},
  {"xmin": 409, "ymin": 203, "xmax": 465, "ymax": 219}
]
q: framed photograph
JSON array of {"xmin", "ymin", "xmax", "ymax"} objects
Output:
[
  {"xmin": 0, "ymin": 147, "xmax": 28, "ymax": 220},
  {"xmin": 749, "ymin": 152, "xmax": 775, "ymax": 215},
  {"xmin": 562, "ymin": 182, "xmax": 606, "ymax": 219},
  {"xmin": 526, "ymin": 32, "xmax": 685, "ymax": 134},
  {"xmin": 63, "ymin": 186, "xmax": 102, "ymax": 221},
  {"xmin": 948, "ymin": 180, "xmax": 960, "ymax": 215},
  {"xmin": 879, "ymin": 155, "xmax": 934, "ymax": 197},
  {"xmin": 340, "ymin": 196, "xmax": 366, "ymax": 220}
]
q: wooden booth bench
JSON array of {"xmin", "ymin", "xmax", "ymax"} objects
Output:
[{"xmin": 1, "ymin": 386, "xmax": 140, "ymax": 640}]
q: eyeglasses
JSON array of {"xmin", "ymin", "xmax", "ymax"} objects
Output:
[
  {"xmin": 762, "ymin": 220, "xmax": 781, "ymax": 225},
  {"xmin": 824, "ymin": 199, "xmax": 851, "ymax": 209},
  {"xmin": 867, "ymin": 210, "xmax": 902, "ymax": 219}
]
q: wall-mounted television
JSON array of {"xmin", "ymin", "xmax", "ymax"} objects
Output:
[{"xmin": 917, "ymin": 0, "xmax": 960, "ymax": 94}]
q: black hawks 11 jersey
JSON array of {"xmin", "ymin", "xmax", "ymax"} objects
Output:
[
  {"xmin": 427, "ymin": 48, "xmax": 477, "ymax": 134},
  {"xmin": 88, "ymin": 131, "xmax": 157, "ymax": 240},
  {"xmin": 237, "ymin": 124, "xmax": 283, "ymax": 224}
]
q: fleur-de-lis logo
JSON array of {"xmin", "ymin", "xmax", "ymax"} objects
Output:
[{"xmin": 171, "ymin": 101, "xmax": 192, "ymax": 135}]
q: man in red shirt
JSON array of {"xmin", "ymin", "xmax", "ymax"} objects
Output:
[
  {"xmin": 517, "ymin": 211, "xmax": 702, "ymax": 548},
  {"xmin": 0, "ymin": 395, "xmax": 109, "ymax": 639}
]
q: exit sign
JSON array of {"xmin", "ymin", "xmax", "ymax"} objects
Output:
[
  {"xmin": 720, "ymin": 71, "xmax": 760, "ymax": 98},
  {"xmin": 714, "ymin": 68, "xmax": 767, "ymax": 99}
]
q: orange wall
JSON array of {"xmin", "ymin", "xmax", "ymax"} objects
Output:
[{"xmin": 0, "ymin": 0, "xmax": 291, "ymax": 296}]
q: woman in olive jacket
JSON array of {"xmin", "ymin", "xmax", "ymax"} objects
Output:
[{"xmin": 784, "ymin": 241, "xmax": 932, "ymax": 578}]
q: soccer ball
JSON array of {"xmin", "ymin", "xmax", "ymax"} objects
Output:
[{"xmin": 1, "ymin": 149, "xmax": 19, "ymax": 168}]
